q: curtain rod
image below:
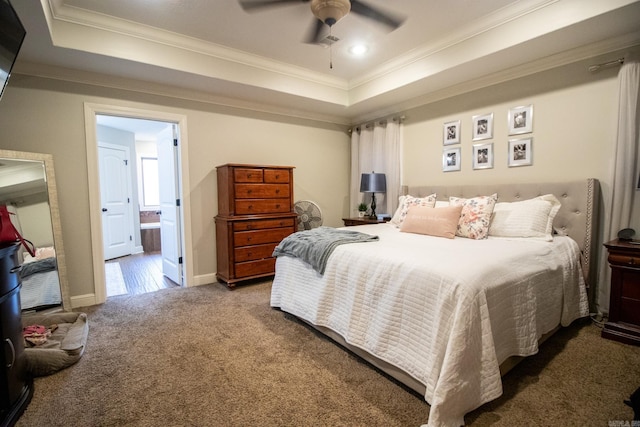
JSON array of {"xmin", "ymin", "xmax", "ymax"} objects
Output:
[
  {"xmin": 588, "ymin": 57, "xmax": 624, "ymax": 73},
  {"xmin": 348, "ymin": 115, "xmax": 405, "ymax": 134}
]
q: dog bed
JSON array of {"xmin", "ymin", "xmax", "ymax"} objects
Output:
[{"xmin": 21, "ymin": 312, "xmax": 89, "ymax": 377}]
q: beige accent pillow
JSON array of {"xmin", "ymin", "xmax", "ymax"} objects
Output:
[
  {"xmin": 449, "ymin": 194, "xmax": 498, "ymax": 239},
  {"xmin": 399, "ymin": 205, "xmax": 463, "ymax": 239},
  {"xmin": 390, "ymin": 194, "xmax": 437, "ymax": 227},
  {"xmin": 489, "ymin": 194, "xmax": 561, "ymax": 241}
]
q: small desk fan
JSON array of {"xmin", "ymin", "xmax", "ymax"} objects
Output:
[{"xmin": 294, "ymin": 200, "xmax": 323, "ymax": 231}]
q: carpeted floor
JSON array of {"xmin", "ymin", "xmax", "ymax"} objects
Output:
[{"xmin": 16, "ymin": 281, "xmax": 640, "ymax": 426}]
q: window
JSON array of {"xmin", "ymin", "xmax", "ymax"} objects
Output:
[{"xmin": 141, "ymin": 157, "xmax": 159, "ymax": 208}]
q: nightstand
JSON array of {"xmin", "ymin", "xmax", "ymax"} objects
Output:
[
  {"xmin": 342, "ymin": 217, "xmax": 390, "ymax": 226},
  {"xmin": 602, "ymin": 239, "xmax": 640, "ymax": 346}
]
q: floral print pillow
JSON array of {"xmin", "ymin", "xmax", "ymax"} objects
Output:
[
  {"xmin": 449, "ymin": 194, "xmax": 498, "ymax": 239},
  {"xmin": 390, "ymin": 194, "xmax": 437, "ymax": 227}
]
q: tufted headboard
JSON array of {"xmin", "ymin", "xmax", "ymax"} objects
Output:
[{"xmin": 409, "ymin": 179, "xmax": 600, "ymax": 288}]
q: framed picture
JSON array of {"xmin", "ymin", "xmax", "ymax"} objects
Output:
[
  {"xmin": 443, "ymin": 120, "xmax": 460, "ymax": 145},
  {"xmin": 472, "ymin": 113, "xmax": 493, "ymax": 141},
  {"xmin": 472, "ymin": 143, "xmax": 493, "ymax": 170},
  {"xmin": 508, "ymin": 104, "xmax": 533, "ymax": 135},
  {"xmin": 508, "ymin": 137, "xmax": 533, "ymax": 167},
  {"xmin": 443, "ymin": 147, "xmax": 461, "ymax": 172}
]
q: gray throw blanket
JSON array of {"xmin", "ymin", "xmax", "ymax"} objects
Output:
[
  {"xmin": 272, "ymin": 226, "xmax": 379, "ymax": 274},
  {"xmin": 20, "ymin": 257, "xmax": 57, "ymax": 278}
]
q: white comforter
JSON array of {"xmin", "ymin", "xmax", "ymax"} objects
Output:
[{"xmin": 270, "ymin": 223, "xmax": 588, "ymax": 427}]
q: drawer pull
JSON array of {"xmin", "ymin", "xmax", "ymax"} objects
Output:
[
  {"xmin": 246, "ymin": 225, "xmax": 253, "ymax": 230},
  {"xmin": 629, "ymin": 258, "xmax": 636, "ymax": 265},
  {"xmin": 275, "ymin": 204, "xmax": 280, "ymax": 208},
  {"xmin": 275, "ymin": 189, "xmax": 280, "ymax": 194},
  {"xmin": 4, "ymin": 338, "xmax": 15, "ymax": 369},
  {"xmin": 247, "ymin": 189, "xmax": 252, "ymax": 194}
]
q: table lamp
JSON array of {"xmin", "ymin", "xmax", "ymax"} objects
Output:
[{"xmin": 360, "ymin": 172, "xmax": 386, "ymax": 219}]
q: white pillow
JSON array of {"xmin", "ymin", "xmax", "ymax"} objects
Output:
[
  {"xmin": 489, "ymin": 194, "xmax": 561, "ymax": 241},
  {"xmin": 390, "ymin": 194, "xmax": 437, "ymax": 227},
  {"xmin": 434, "ymin": 200, "xmax": 450, "ymax": 208}
]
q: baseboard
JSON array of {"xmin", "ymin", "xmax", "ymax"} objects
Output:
[
  {"xmin": 70, "ymin": 293, "xmax": 97, "ymax": 309},
  {"xmin": 191, "ymin": 273, "xmax": 218, "ymax": 287},
  {"xmin": 70, "ymin": 273, "xmax": 219, "ymax": 308}
]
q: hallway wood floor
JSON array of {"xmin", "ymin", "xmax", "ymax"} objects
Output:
[{"xmin": 106, "ymin": 252, "xmax": 179, "ymax": 297}]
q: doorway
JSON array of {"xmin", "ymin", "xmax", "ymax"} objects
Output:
[
  {"xmin": 96, "ymin": 115, "xmax": 182, "ymax": 297},
  {"xmin": 84, "ymin": 103, "xmax": 193, "ymax": 305}
]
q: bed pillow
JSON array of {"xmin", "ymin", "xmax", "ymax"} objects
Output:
[
  {"xmin": 489, "ymin": 194, "xmax": 561, "ymax": 241},
  {"xmin": 35, "ymin": 246, "xmax": 56, "ymax": 260},
  {"xmin": 399, "ymin": 205, "xmax": 463, "ymax": 239},
  {"xmin": 434, "ymin": 200, "xmax": 450, "ymax": 208},
  {"xmin": 449, "ymin": 194, "xmax": 498, "ymax": 239},
  {"xmin": 390, "ymin": 194, "xmax": 437, "ymax": 227}
]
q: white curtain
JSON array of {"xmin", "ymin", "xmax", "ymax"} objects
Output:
[
  {"xmin": 597, "ymin": 52, "xmax": 640, "ymax": 314},
  {"xmin": 350, "ymin": 119, "xmax": 403, "ymax": 217}
]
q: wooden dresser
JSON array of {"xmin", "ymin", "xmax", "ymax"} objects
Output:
[
  {"xmin": 0, "ymin": 243, "xmax": 33, "ymax": 425},
  {"xmin": 602, "ymin": 239, "xmax": 640, "ymax": 346},
  {"xmin": 215, "ymin": 164, "xmax": 297, "ymax": 287}
]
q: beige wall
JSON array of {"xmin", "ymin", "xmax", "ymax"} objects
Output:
[
  {"xmin": 0, "ymin": 50, "xmax": 637, "ymax": 307},
  {"xmin": 402, "ymin": 57, "xmax": 619, "ymax": 190},
  {"xmin": 401, "ymin": 54, "xmax": 637, "ymax": 244},
  {"xmin": 0, "ymin": 76, "xmax": 350, "ymax": 303}
]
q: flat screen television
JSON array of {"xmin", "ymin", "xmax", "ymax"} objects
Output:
[{"xmin": 0, "ymin": 0, "xmax": 25, "ymax": 101}]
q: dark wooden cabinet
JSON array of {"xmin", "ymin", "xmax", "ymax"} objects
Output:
[
  {"xmin": 215, "ymin": 164, "xmax": 296, "ymax": 287},
  {"xmin": 602, "ymin": 239, "xmax": 640, "ymax": 346},
  {"xmin": 0, "ymin": 243, "xmax": 33, "ymax": 425},
  {"xmin": 342, "ymin": 217, "xmax": 390, "ymax": 226}
]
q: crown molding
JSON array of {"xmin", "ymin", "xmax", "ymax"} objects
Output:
[{"xmin": 13, "ymin": 61, "xmax": 352, "ymax": 126}]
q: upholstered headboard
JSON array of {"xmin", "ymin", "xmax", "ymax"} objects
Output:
[{"xmin": 408, "ymin": 179, "xmax": 600, "ymax": 288}]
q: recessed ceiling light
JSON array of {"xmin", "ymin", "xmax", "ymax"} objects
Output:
[{"xmin": 348, "ymin": 44, "xmax": 368, "ymax": 56}]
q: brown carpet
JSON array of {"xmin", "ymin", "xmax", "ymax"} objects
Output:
[{"xmin": 16, "ymin": 280, "xmax": 640, "ymax": 426}]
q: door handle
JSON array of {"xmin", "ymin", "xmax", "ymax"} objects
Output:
[
  {"xmin": 5, "ymin": 338, "xmax": 15, "ymax": 369},
  {"xmin": 102, "ymin": 208, "xmax": 108, "ymax": 212}
]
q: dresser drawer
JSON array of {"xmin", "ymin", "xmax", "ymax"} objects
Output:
[
  {"xmin": 235, "ymin": 258, "xmax": 276, "ymax": 278},
  {"xmin": 609, "ymin": 253, "xmax": 640, "ymax": 267},
  {"xmin": 235, "ymin": 243, "xmax": 277, "ymax": 262},
  {"xmin": 233, "ymin": 218, "xmax": 295, "ymax": 231},
  {"xmin": 234, "ymin": 227, "xmax": 294, "ymax": 247},
  {"xmin": 0, "ymin": 243, "xmax": 20, "ymax": 296},
  {"xmin": 234, "ymin": 168, "xmax": 264, "ymax": 183},
  {"xmin": 235, "ymin": 199, "xmax": 291, "ymax": 214},
  {"xmin": 234, "ymin": 184, "xmax": 290, "ymax": 199},
  {"xmin": 264, "ymin": 169, "xmax": 290, "ymax": 183}
]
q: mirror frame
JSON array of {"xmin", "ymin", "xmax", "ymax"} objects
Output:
[{"xmin": 0, "ymin": 149, "xmax": 70, "ymax": 311}]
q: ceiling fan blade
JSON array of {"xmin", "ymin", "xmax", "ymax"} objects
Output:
[
  {"xmin": 349, "ymin": 0, "xmax": 406, "ymax": 29},
  {"xmin": 239, "ymin": 0, "xmax": 307, "ymax": 12},
  {"xmin": 304, "ymin": 18, "xmax": 326, "ymax": 44}
]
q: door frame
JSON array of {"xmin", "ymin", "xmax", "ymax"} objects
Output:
[{"xmin": 84, "ymin": 103, "xmax": 193, "ymax": 305}]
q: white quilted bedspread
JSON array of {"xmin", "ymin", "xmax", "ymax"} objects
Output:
[{"xmin": 270, "ymin": 223, "xmax": 588, "ymax": 427}]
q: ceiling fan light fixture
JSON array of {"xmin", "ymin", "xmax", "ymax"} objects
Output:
[{"xmin": 310, "ymin": 0, "xmax": 351, "ymax": 26}]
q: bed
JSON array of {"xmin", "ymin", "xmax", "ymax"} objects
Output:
[
  {"xmin": 20, "ymin": 246, "xmax": 62, "ymax": 311},
  {"xmin": 270, "ymin": 179, "xmax": 599, "ymax": 427}
]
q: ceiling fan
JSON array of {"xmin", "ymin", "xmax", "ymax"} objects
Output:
[{"xmin": 239, "ymin": 0, "xmax": 405, "ymax": 44}]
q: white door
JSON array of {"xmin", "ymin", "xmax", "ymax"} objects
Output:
[
  {"xmin": 157, "ymin": 124, "xmax": 182, "ymax": 285},
  {"xmin": 99, "ymin": 144, "xmax": 133, "ymax": 260}
]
